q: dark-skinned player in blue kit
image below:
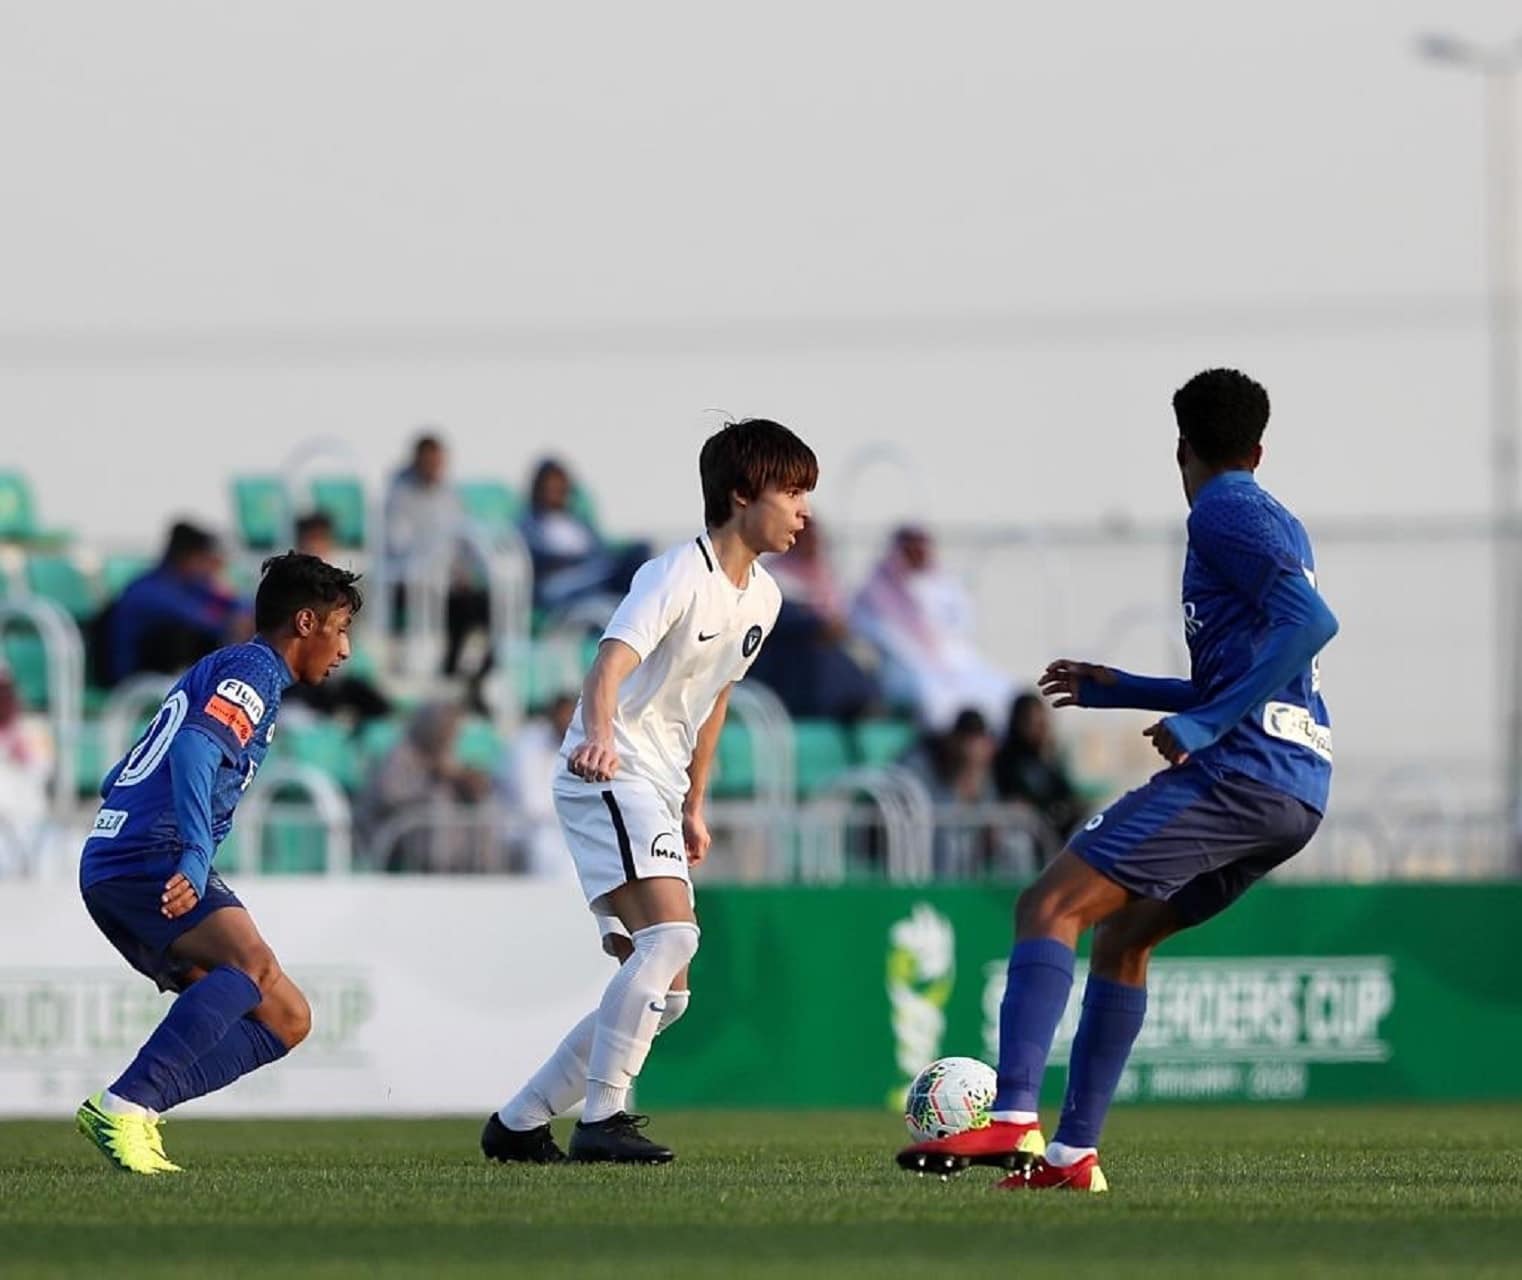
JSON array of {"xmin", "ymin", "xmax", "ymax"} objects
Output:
[
  {"xmin": 75, "ymin": 552, "xmax": 361, "ymax": 1173},
  {"xmin": 898, "ymin": 368, "xmax": 1338, "ymax": 1191}
]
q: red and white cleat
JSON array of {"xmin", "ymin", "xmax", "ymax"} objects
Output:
[
  {"xmin": 896, "ymin": 1121, "xmax": 1046, "ymax": 1177},
  {"xmin": 997, "ymin": 1152, "xmax": 1109, "ymax": 1192}
]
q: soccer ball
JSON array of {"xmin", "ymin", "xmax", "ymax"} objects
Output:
[{"xmin": 903, "ymin": 1056, "xmax": 997, "ymax": 1142}]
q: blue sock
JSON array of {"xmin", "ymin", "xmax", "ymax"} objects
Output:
[
  {"xmin": 1054, "ymin": 976, "xmax": 1148, "ymax": 1149},
  {"xmin": 111, "ymin": 966, "xmax": 262, "ymax": 1112},
  {"xmin": 992, "ymin": 938, "xmax": 1076, "ymax": 1113},
  {"xmin": 157, "ymin": 1017, "xmax": 290, "ymax": 1110}
]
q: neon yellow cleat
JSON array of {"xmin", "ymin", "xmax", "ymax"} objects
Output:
[{"xmin": 75, "ymin": 1094, "xmax": 182, "ymax": 1174}]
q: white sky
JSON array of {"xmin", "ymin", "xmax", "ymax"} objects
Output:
[{"xmin": 0, "ymin": 0, "xmax": 1518, "ymax": 542}]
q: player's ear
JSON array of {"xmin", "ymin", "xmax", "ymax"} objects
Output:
[{"xmin": 293, "ymin": 606, "xmax": 317, "ymax": 637}]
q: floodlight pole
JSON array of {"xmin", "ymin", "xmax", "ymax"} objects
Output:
[{"xmin": 1419, "ymin": 34, "xmax": 1522, "ymax": 865}]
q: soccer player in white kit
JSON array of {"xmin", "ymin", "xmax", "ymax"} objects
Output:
[{"xmin": 483, "ymin": 419, "xmax": 817, "ymax": 1164}]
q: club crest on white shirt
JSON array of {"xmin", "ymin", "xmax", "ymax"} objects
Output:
[{"xmin": 743, "ymin": 625, "xmax": 764, "ymax": 657}]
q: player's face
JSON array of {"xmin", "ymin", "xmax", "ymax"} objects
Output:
[
  {"xmin": 295, "ymin": 605, "xmax": 353, "ymax": 683},
  {"xmin": 742, "ymin": 484, "xmax": 812, "ymax": 554}
]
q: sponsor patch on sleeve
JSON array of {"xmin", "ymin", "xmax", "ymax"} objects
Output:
[
  {"xmin": 204, "ymin": 694, "xmax": 256, "ymax": 746},
  {"xmin": 215, "ymin": 678, "xmax": 266, "ymax": 725}
]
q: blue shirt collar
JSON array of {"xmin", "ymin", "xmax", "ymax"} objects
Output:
[
  {"xmin": 1195, "ymin": 470, "xmax": 1258, "ymax": 502},
  {"xmin": 253, "ymin": 635, "xmax": 297, "ymax": 689}
]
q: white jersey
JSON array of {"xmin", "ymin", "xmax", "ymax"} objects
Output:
[{"xmin": 560, "ymin": 532, "xmax": 782, "ymax": 815}]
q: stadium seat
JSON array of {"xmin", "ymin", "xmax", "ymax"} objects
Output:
[
  {"xmin": 102, "ymin": 553, "xmax": 152, "ymax": 599},
  {"xmin": 456, "ymin": 717, "xmax": 503, "ymax": 772},
  {"xmin": 356, "ymin": 717, "xmax": 404, "ymax": 770},
  {"xmin": 0, "ymin": 472, "xmax": 38, "ymax": 542},
  {"xmin": 457, "ymin": 480, "xmax": 524, "ymax": 537},
  {"xmin": 852, "ymin": 719, "xmax": 920, "ymax": 768},
  {"xmin": 2, "ymin": 630, "xmax": 49, "ymax": 706},
  {"xmin": 794, "ymin": 720, "xmax": 852, "ymax": 796},
  {"xmin": 278, "ymin": 720, "xmax": 360, "ymax": 791},
  {"xmin": 74, "ymin": 725, "xmax": 105, "ymax": 797},
  {"xmin": 711, "ymin": 720, "xmax": 755, "ymax": 798},
  {"xmin": 309, "ymin": 477, "xmax": 367, "ymax": 549},
  {"xmin": 232, "ymin": 476, "xmax": 290, "ymax": 550},
  {"xmin": 258, "ymin": 788, "xmax": 330, "ymax": 874},
  {"xmin": 25, "ymin": 552, "xmax": 101, "ymax": 621}
]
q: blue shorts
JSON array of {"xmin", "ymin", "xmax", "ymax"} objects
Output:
[
  {"xmin": 81, "ymin": 870, "xmax": 243, "ymax": 992},
  {"xmin": 1069, "ymin": 763, "xmax": 1320, "ymax": 926}
]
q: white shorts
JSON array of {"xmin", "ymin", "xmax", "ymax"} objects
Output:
[{"xmin": 553, "ymin": 774, "xmax": 693, "ymax": 938}]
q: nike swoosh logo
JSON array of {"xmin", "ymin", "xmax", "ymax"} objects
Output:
[
  {"xmin": 649, "ymin": 1001, "xmax": 667, "ymax": 1014},
  {"xmin": 697, "ymin": 631, "xmax": 720, "ymax": 642}
]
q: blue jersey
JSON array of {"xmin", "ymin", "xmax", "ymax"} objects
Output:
[
  {"xmin": 80, "ymin": 638, "xmax": 293, "ymax": 888},
  {"xmin": 1179, "ymin": 471, "xmax": 1331, "ymax": 812}
]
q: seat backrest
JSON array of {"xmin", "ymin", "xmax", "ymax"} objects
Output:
[
  {"xmin": 457, "ymin": 480, "xmax": 524, "ymax": 535},
  {"xmin": 0, "ymin": 473, "xmax": 37, "ymax": 541},
  {"xmin": 25, "ymin": 552, "xmax": 101, "ymax": 621},
  {"xmin": 232, "ymin": 476, "xmax": 290, "ymax": 550},
  {"xmin": 309, "ymin": 477, "xmax": 367, "ymax": 549}
]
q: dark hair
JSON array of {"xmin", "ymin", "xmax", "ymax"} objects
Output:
[
  {"xmin": 163, "ymin": 521, "xmax": 218, "ymax": 565},
  {"xmin": 255, "ymin": 552, "xmax": 363, "ymax": 631},
  {"xmin": 1172, "ymin": 368, "xmax": 1270, "ymax": 467},
  {"xmin": 529, "ymin": 457, "xmax": 571, "ymax": 510},
  {"xmin": 699, "ymin": 418, "xmax": 818, "ymax": 528},
  {"xmin": 413, "ymin": 433, "xmax": 444, "ymax": 459},
  {"xmin": 294, "ymin": 511, "xmax": 334, "ymax": 543}
]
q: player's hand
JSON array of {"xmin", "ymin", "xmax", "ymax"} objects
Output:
[
  {"xmin": 161, "ymin": 873, "xmax": 200, "ymax": 919},
  {"xmin": 568, "ymin": 738, "xmax": 621, "ymax": 783},
  {"xmin": 1039, "ymin": 659, "xmax": 1117, "ymax": 708},
  {"xmin": 682, "ymin": 809, "xmax": 712, "ymax": 868},
  {"xmin": 1143, "ymin": 721, "xmax": 1189, "ymax": 766}
]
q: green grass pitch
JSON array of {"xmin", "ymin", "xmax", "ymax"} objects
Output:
[{"xmin": 4, "ymin": 1105, "xmax": 1521, "ymax": 1278}]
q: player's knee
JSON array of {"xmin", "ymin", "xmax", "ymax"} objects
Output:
[
  {"xmin": 274, "ymin": 984, "xmax": 313, "ymax": 1049},
  {"xmin": 632, "ymin": 920, "xmax": 700, "ymax": 971},
  {"xmin": 1090, "ymin": 920, "xmax": 1151, "ymax": 985},
  {"xmin": 1014, "ymin": 883, "xmax": 1064, "ymax": 939},
  {"xmin": 231, "ymin": 945, "xmax": 283, "ymax": 996}
]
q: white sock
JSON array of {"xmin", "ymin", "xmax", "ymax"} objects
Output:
[
  {"xmin": 583, "ymin": 922, "xmax": 700, "ymax": 1123},
  {"xmin": 990, "ymin": 1110, "xmax": 1040, "ymax": 1125},
  {"xmin": 1045, "ymin": 1140, "xmax": 1097, "ymax": 1167},
  {"xmin": 100, "ymin": 1088, "xmax": 153, "ymax": 1120},
  {"xmin": 499, "ymin": 1011, "xmax": 597, "ymax": 1131}
]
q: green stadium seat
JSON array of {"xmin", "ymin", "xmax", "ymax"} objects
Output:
[
  {"xmin": 456, "ymin": 717, "xmax": 503, "ymax": 772},
  {"xmin": 102, "ymin": 553, "xmax": 152, "ymax": 599},
  {"xmin": 852, "ymin": 719, "xmax": 920, "ymax": 768},
  {"xmin": 25, "ymin": 552, "xmax": 101, "ymax": 621},
  {"xmin": 0, "ymin": 472, "xmax": 38, "ymax": 541},
  {"xmin": 568, "ymin": 485, "xmax": 600, "ymax": 535},
  {"xmin": 232, "ymin": 476, "xmax": 290, "ymax": 550},
  {"xmin": 278, "ymin": 720, "xmax": 360, "ymax": 791},
  {"xmin": 711, "ymin": 720, "xmax": 755, "ymax": 798},
  {"xmin": 259, "ymin": 794, "xmax": 329, "ymax": 874},
  {"xmin": 357, "ymin": 717, "xmax": 404, "ymax": 769},
  {"xmin": 794, "ymin": 720, "xmax": 852, "ymax": 795},
  {"xmin": 457, "ymin": 480, "xmax": 524, "ymax": 537},
  {"xmin": 75, "ymin": 724, "xmax": 106, "ymax": 797},
  {"xmin": 2, "ymin": 629, "xmax": 49, "ymax": 706},
  {"xmin": 309, "ymin": 477, "xmax": 367, "ymax": 549}
]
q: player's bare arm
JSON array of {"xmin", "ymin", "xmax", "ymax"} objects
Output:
[
  {"xmin": 681, "ymin": 684, "xmax": 731, "ymax": 868},
  {"xmin": 567, "ymin": 639, "xmax": 641, "ymax": 783}
]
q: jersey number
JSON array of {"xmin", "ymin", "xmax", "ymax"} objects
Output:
[{"xmin": 115, "ymin": 691, "xmax": 190, "ymax": 788}]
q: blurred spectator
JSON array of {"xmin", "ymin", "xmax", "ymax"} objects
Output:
[
  {"xmin": 519, "ymin": 457, "xmax": 647, "ymax": 617},
  {"xmin": 294, "ymin": 510, "xmax": 339, "ymax": 562},
  {"xmin": 280, "ymin": 512, "xmax": 393, "ymax": 728},
  {"xmin": 750, "ymin": 521, "xmax": 879, "ymax": 721},
  {"xmin": 103, "ymin": 521, "xmax": 249, "ymax": 685},
  {"xmin": 496, "ymin": 693, "xmax": 577, "ymax": 876},
  {"xmin": 901, "ymin": 708, "xmax": 999, "ymax": 876},
  {"xmin": 383, "ymin": 433, "xmax": 492, "ymax": 699},
  {"xmin": 994, "ymin": 690, "xmax": 1089, "ymax": 854},
  {"xmin": 0, "ymin": 662, "xmax": 54, "ymax": 857},
  {"xmin": 851, "ymin": 525, "xmax": 1012, "ymax": 730},
  {"xmin": 356, "ymin": 702, "xmax": 496, "ymax": 873}
]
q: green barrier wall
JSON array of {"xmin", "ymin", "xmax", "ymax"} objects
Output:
[{"xmin": 640, "ymin": 883, "xmax": 1522, "ymax": 1108}]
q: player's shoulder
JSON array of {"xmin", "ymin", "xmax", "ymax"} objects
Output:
[
  {"xmin": 1187, "ymin": 476, "xmax": 1294, "ymax": 548},
  {"xmin": 194, "ymin": 640, "xmax": 289, "ymax": 705},
  {"xmin": 637, "ymin": 536, "xmax": 716, "ymax": 591},
  {"xmin": 750, "ymin": 560, "xmax": 784, "ymax": 613}
]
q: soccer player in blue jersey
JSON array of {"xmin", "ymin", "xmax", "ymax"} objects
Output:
[
  {"xmin": 75, "ymin": 552, "xmax": 361, "ymax": 1173},
  {"xmin": 897, "ymin": 367, "xmax": 1338, "ymax": 1191}
]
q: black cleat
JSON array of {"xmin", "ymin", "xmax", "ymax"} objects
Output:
[
  {"xmin": 568, "ymin": 1112, "xmax": 675, "ymax": 1164},
  {"xmin": 481, "ymin": 1113, "xmax": 566, "ymax": 1164}
]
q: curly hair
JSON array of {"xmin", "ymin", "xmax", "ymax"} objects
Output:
[
  {"xmin": 254, "ymin": 552, "xmax": 363, "ymax": 631},
  {"xmin": 1172, "ymin": 368, "xmax": 1271, "ymax": 467}
]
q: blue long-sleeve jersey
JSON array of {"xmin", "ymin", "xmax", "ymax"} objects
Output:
[
  {"xmin": 1087, "ymin": 471, "xmax": 1336, "ymax": 813},
  {"xmin": 80, "ymin": 638, "xmax": 294, "ymax": 891}
]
